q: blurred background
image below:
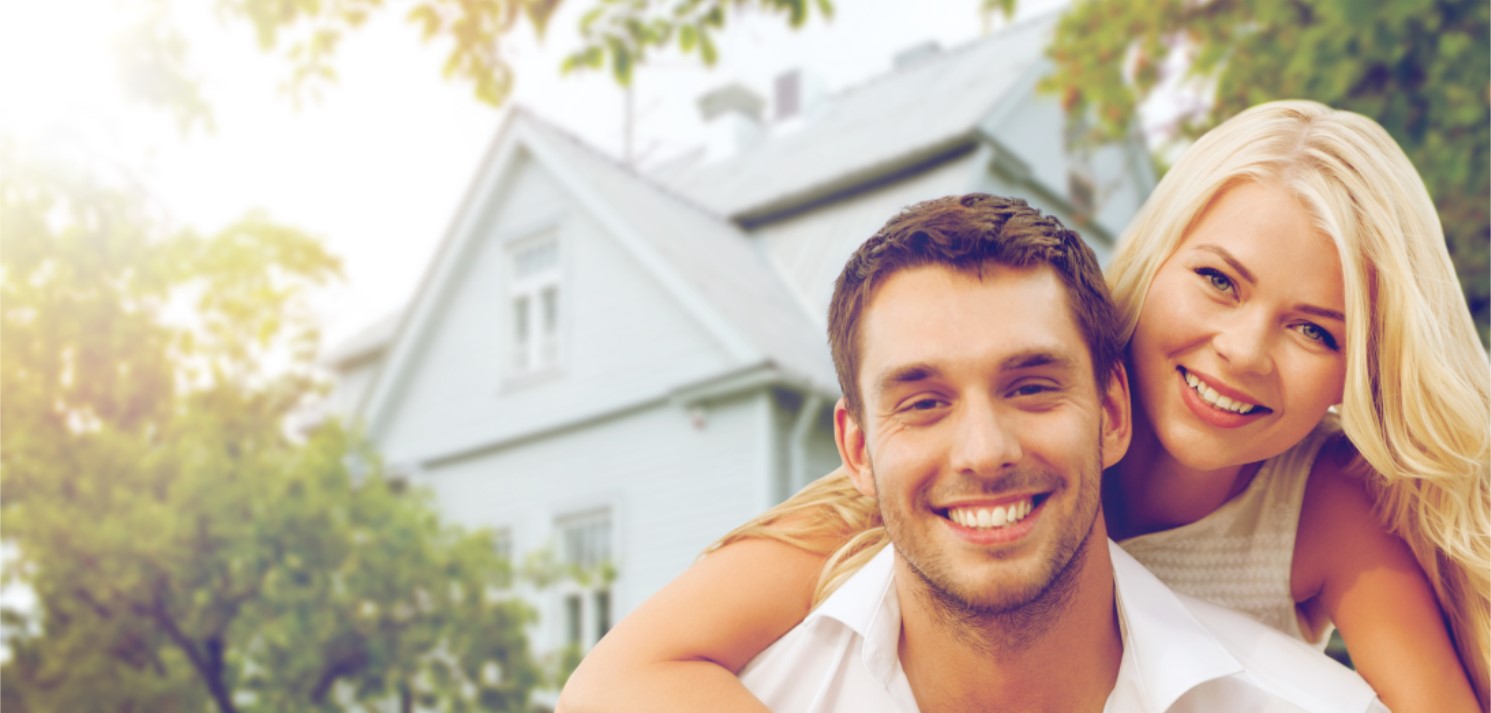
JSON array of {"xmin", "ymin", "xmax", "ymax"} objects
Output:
[{"xmin": 2, "ymin": 0, "xmax": 1485, "ymax": 710}]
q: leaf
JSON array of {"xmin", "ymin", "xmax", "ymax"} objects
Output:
[
  {"xmin": 407, "ymin": 4, "xmax": 442, "ymax": 41},
  {"xmin": 698, "ymin": 28, "xmax": 717, "ymax": 65}
]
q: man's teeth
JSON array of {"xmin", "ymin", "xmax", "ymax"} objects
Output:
[
  {"xmin": 1183, "ymin": 371, "xmax": 1258, "ymax": 414},
  {"xmin": 948, "ymin": 500, "xmax": 1033, "ymax": 530}
]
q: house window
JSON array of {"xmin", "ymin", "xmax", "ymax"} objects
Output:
[
  {"xmin": 556, "ymin": 509, "xmax": 614, "ymax": 649},
  {"xmin": 559, "ymin": 510, "xmax": 611, "ymax": 571},
  {"xmin": 509, "ymin": 234, "xmax": 561, "ymax": 374}
]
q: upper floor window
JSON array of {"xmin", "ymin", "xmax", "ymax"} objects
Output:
[{"xmin": 508, "ymin": 234, "xmax": 561, "ymax": 375}]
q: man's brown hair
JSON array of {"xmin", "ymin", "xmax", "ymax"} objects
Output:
[{"xmin": 827, "ymin": 193, "xmax": 1122, "ymax": 419}]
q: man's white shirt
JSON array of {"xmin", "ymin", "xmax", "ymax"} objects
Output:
[{"xmin": 739, "ymin": 541, "xmax": 1388, "ymax": 712}]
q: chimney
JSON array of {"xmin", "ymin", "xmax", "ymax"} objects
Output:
[
  {"xmin": 773, "ymin": 68, "xmax": 827, "ymax": 123},
  {"xmin": 893, "ymin": 40, "xmax": 942, "ymax": 70},
  {"xmin": 698, "ymin": 82, "xmax": 765, "ymax": 162}
]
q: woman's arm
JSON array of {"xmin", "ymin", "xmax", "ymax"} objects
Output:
[
  {"xmin": 1294, "ymin": 440, "xmax": 1480, "ymax": 713},
  {"xmin": 557, "ymin": 536, "xmax": 829, "ymax": 713}
]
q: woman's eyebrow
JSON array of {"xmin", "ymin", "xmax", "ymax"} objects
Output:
[
  {"xmin": 1296, "ymin": 304, "xmax": 1345, "ymax": 322},
  {"xmin": 1195, "ymin": 244, "xmax": 1256, "ymax": 284}
]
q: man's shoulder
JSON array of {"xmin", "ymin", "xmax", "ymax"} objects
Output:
[
  {"xmin": 1171, "ymin": 593, "xmax": 1383, "ymax": 713},
  {"xmin": 739, "ymin": 546, "xmax": 917, "ymax": 712},
  {"xmin": 1108, "ymin": 541, "xmax": 1381, "ymax": 713}
]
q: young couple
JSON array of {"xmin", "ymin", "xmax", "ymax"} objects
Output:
[{"xmin": 560, "ymin": 101, "xmax": 1489, "ymax": 712}]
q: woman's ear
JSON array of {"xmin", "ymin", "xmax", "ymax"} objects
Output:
[
  {"xmin": 1100, "ymin": 363, "xmax": 1133, "ymax": 469},
  {"xmin": 834, "ymin": 397, "xmax": 876, "ymax": 498}
]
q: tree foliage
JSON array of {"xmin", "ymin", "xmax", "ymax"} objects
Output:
[
  {"xmin": 1027, "ymin": 0, "xmax": 1490, "ymax": 331},
  {"xmin": 128, "ymin": 0, "xmax": 1482, "ymax": 326},
  {"xmin": 0, "ymin": 148, "xmax": 539, "ymax": 712},
  {"xmin": 121, "ymin": 0, "xmax": 831, "ymax": 129}
]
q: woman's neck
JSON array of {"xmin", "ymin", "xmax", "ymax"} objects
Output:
[{"xmin": 1104, "ymin": 408, "xmax": 1261, "ymax": 541}]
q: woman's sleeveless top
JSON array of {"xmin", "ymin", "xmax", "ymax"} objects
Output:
[{"xmin": 1118, "ymin": 417, "xmax": 1341, "ymax": 647}]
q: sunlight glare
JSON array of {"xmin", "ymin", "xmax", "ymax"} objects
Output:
[{"xmin": 0, "ymin": 0, "xmax": 132, "ymax": 139}]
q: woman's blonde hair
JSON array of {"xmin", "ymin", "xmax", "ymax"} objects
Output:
[
  {"xmin": 710, "ymin": 100, "xmax": 1490, "ymax": 702},
  {"xmin": 1107, "ymin": 100, "xmax": 1489, "ymax": 702}
]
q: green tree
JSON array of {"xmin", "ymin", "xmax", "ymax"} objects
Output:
[
  {"xmin": 0, "ymin": 147, "xmax": 539, "ymax": 712},
  {"xmin": 119, "ymin": 0, "xmax": 832, "ymax": 130},
  {"xmin": 1030, "ymin": 0, "xmax": 1490, "ymax": 332}
]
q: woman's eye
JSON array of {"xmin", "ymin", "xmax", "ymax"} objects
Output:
[
  {"xmin": 1196, "ymin": 267, "xmax": 1236, "ymax": 296},
  {"xmin": 1296, "ymin": 322, "xmax": 1340, "ymax": 351}
]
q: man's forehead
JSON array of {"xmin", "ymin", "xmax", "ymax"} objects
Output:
[{"xmin": 855, "ymin": 263, "xmax": 1092, "ymax": 387}]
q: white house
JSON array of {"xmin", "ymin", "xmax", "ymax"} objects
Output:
[{"xmin": 323, "ymin": 13, "xmax": 1155, "ymax": 691}]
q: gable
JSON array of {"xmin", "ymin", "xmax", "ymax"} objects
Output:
[{"xmin": 373, "ymin": 151, "xmax": 739, "ymax": 462}]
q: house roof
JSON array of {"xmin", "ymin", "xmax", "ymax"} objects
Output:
[
  {"xmin": 516, "ymin": 111, "xmax": 839, "ymax": 392},
  {"xmin": 332, "ymin": 14, "xmax": 1069, "ymax": 412},
  {"xmin": 652, "ymin": 13, "xmax": 1056, "ymax": 222},
  {"xmin": 345, "ymin": 107, "xmax": 841, "ymax": 429}
]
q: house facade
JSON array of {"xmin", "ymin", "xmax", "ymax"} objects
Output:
[{"xmin": 323, "ymin": 14, "xmax": 1155, "ymax": 692}]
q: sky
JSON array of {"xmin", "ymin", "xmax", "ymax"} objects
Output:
[{"xmin": 2, "ymin": 0, "xmax": 1076, "ymax": 349}]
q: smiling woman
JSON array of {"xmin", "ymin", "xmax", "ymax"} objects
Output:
[{"xmin": 1127, "ymin": 180, "xmax": 1349, "ymax": 473}]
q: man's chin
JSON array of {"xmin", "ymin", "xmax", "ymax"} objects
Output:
[{"xmin": 925, "ymin": 564, "xmax": 1057, "ymax": 616}]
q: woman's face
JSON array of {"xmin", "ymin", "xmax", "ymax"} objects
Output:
[{"xmin": 1127, "ymin": 180, "xmax": 1349, "ymax": 472}]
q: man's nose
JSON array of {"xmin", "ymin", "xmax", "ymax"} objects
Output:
[
  {"xmin": 1212, "ymin": 307, "xmax": 1276, "ymax": 376},
  {"xmin": 948, "ymin": 400, "xmax": 1022, "ymax": 476}
]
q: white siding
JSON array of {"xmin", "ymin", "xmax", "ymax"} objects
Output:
[
  {"xmin": 747, "ymin": 152, "xmax": 985, "ymax": 327},
  {"xmin": 417, "ymin": 393, "xmax": 771, "ymax": 656},
  {"xmin": 325, "ymin": 358, "xmax": 381, "ymax": 427},
  {"xmin": 375, "ymin": 154, "xmax": 735, "ymax": 463}
]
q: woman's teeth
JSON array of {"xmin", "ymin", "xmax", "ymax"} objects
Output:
[
  {"xmin": 1183, "ymin": 370, "xmax": 1259, "ymax": 414},
  {"xmin": 948, "ymin": 500, "xmax": 1033, "ymax": 530}
]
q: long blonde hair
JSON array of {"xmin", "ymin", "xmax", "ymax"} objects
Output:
[
  {"xmin": 1107, "ymin": 100, "xmax": 1489, "ymax": 702},
  {"xmin": 712, "ymin": 100, "xmax": 1491, "ymax": 702}
]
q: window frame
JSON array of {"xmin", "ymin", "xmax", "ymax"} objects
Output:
[
  {"xmin": 504, "ymin": 228, "xmax": 565, "ymax": 381},
  {"xmin": 552, "ymin": 507, "xmax": 617, "ymax": 651}
]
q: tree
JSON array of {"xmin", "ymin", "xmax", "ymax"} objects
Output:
[
  {"xmin": 119, "ymin": 0, "xmax": 833, "ymax": 130},
  {"xmin": 1032, "ymin": 0, "xmax": 1490, "ymax": 333},
  {"xmin": 0, "ymin": 146, "xmax": 540, "ymax": 711}
]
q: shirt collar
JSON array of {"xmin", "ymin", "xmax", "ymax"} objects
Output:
[
  {"xmin": 806, "ymin": 544, "xmax": 903, "ymax": 685},
  {"xmin": 804, "ymin": 540, "xmax": 1249, "ymax": 708},
  {"xmin": 1108, "ymin": 540, "xmax": 1245, "ymax": 710}
]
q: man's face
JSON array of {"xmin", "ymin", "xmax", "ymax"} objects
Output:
[{"xmin": 836, "ymin": 263, "xmax": 1129, "ymax": 613}]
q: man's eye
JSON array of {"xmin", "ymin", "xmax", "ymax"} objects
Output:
[
  {"xmin": 907, "ymin": 398, "xmax": 944, "ymax": 411},
  {"xmin": 1010, "ymin": 383, "xmax": 1056, "ymax": 397}
]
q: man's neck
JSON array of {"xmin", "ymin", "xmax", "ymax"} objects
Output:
[{"xmin": 894, "ymin": 536, "xmax": 1123, "ymax": 712}]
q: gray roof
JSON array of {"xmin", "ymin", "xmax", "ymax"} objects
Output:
[
  {"xmin": 322, "ymin": 311, "xmax": 399, "ymax": 368},
  {"xmin": 519, "ymin": 111, "xmax": 839, "ymax": 392},
  {"xmin": 653, "ymin": 14, "xmax": 1056, "ymax": 221}
]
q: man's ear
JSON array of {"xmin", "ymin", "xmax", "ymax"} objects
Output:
[
  {"xmin": 1100, "ymin": 363, "xmax": 1133, "ymax": 469},
  {"xmin": 833, "ymin": 397, "xmax": 876, "ymax": 498}
]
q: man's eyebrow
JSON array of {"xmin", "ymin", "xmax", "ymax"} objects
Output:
[
  {"xmin": 1195, "ymin": 244, "xmax": 1256, "ymax": 285},
  {"xmin": 873, "ymin": 364, "xmax": 940, "ymax": 394},
  {"xmin": 1001, "ymin": 350, "xmax": 1076, "ymax": 372}
]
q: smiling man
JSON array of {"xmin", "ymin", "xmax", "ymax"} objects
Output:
[{"xmin": 737, "ymin": 194, "xmax": 1384, "ymax": 712}]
